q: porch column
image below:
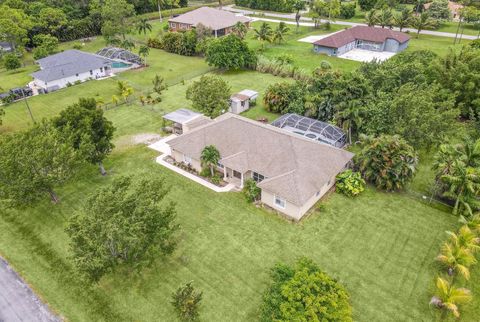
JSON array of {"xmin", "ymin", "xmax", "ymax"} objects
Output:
[
  {"xmin": 214, "ymin": 29, "xmax": 218, "ymax": 38},
  {"xmin": 240, "ymin": 172, "xmax": 244, "ymax": 189},
  {"xmin": 223, "ymin": 167, "xmax": 227, "ymax": 181}
]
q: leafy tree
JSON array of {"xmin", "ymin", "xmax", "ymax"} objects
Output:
[
  {"xmin": 336, "ymin": 170, "xmax": 366, "ymax": 197},
  {"xmin": 273, "ymin": 22, "xmax": 290, "ymax": 44},
  {"xmin": 261, "ymin": 258, "xmax": 352, "ymax": 322},
  {"xmin": 231, "ymin": 21, "xmax": 248, "ymax": 39},
  {"xmin": 355, "ymin": 135, "xmax": 418, "ymax": 191},
  {"xmin": 436, "ymin": 242, "xmax": 476, "ymax": 280},
  {"xmin": 0, "ymin": 5, "xmax": 32, "ymax": 50},
  {"xmin": 36, "ymin": 7, "xmax": 68, "ymax": 36},
  {"xmin": 101, "ymin": 0, "xmax": 135, "ymax": 40},
  {"xmin": 253, "ymin": 22, "xmax": 273, "ymax": 50},
  {"xmin": 137, "ymin": 17, "xmax": 152, "ymax": 35},
  {"xmin": 171, "ymin": 282, "xmax": 203, "ymax": 321},
  {"xmin": 201, "ymin": 145, "xmax": 220, "ymax": 177},
  {"xmin": 186, "ymin": 75, "xmax": 230, "ymax": 117},
  {"xmin": 66, "ymin": 175, "xmax": 178, "ymax": 281},
  {"xmin": 162, "ymin": 30, "xmax": 197, "ymax": 56},
  {"xmin": 243, "ymin": 179, "xmax": 261, "ymax": 202},
  {"xmin": 263, "ymin": 82, "xmax": 305, "ymax": 114},
  {"xmin": 138, "ymin": 45, "xmax": 150, "ymax": 66},
  {"xmin": 52, "ymin": 98, "xmax": 115, "ymax": 176},
  {"xmin": 430, "ymin": 277, "xmax": 472, "ymax": 318},
  {"xmin": 293, "ymin": 0, "xmax": 306, "ymax": 31},
  {"xmin": 3, "ymin": 53, "xmax": 21, "ymax": 70},
  {"xmin": 358, "ymin": 0, "xmax": 377, "ymax": 11},
  {"xmin": 117, "ymin": 81, "xmax": 134, "ymax": 103},
  {"xmin": 339, "ymin": 2, "xmax": 356, "ymax": 19},
  {"xmin": 205, "ymin": 34, "xmax": 256, "ymax": 70},
  {"xmin": 32, "ymin": 34, "xmax": 58, "ymax": 59},
  {"xmin": 0, "ymin": 121, "xmax": 80, "ymax": 205},
  {"xmin": 394, "ymin": 8, "xmax": 412, "ymax": 31},
  {"xmin": 411, "ymin": 12, "xmax": 437, "ymax": 37},
  {"xmin": 426, "ymin": 0, "xmax": 451, "ymax": 20}
]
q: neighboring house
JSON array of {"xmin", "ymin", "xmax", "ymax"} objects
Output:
[
  {"xmin": 424, "ymin": 1, "xmax": 464, "ymax": 20},
  {"xmin": 168, "ymin": 7, "xmax": 252, "ymax": 37},
  {"xmin": 163, "ymin": 108, "xmax": 213, "ymax": 134},
  {"xmin": 229, "ymin": 89, "xmax": 258, "ymax": 114},
  {"xmin": 167, "ymin": 113, "xmax": 354, "ymax": 221},
  {"xmin": 0, "ymin": 42, "xmax": 13, "ymax": 53},
  {"xmin": 31, "ymin": 50, "xmax": 112, "ymax": 92},
  {"xmin": 313, "ymin": 26, "xmax": 410, "ymax": 56}
]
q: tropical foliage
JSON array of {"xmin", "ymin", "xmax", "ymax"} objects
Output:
[
  {"xmin": 260, "ymin": 258, "xmax": 352, "ymax": 322},
  {"xmin": 355, "ymin": 135, "xmax": 418, "ymax": 191},
  {"xmin": 336, "ymin": 170, "xmax": 366, "ymax": 197},
  {"xmin": 430, "ymin": 277, "xmax": 472, "ymax": 318},
  {"xmin": 171, "ymin": 282, "xmax": 203, "ymax": 321},
  {"xmin": 243, "ymin": 179, "xmax": 261, "ymax": 202},
  {"xmin": 200, "ymin": 145, "xmax": 220, "ymax": 177}
]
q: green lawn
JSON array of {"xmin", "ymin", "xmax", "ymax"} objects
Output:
[{"xmin": 1, "ymin": 145, "xmax": 478, "ymax": 322}]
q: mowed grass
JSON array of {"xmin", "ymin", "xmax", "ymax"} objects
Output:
[{"xmin": 2, "ymin": 145, "xmax": 477, "ymax": 322}]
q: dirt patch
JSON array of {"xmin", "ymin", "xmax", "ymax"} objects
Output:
[{"xmin": 115, "ymin": 133, "xmax": 162, "ymax": 149}]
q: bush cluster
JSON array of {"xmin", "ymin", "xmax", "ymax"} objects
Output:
[
  {"xmin": 235, "ymin": 0, "xmax": 297, "ymax": 13},
  {"xmin": 336, "ymin": 169, "xmax": 366, "ymax": 197},
  {"xmin": 255, "ymin": 55, "xmax": 309, "ymax": 81},
  {"xmin": 162, "ymin": 30, "xmax": 197, "ymax": 56}
]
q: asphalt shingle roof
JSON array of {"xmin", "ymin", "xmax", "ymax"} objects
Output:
[
  {"xmin": 31, "ymin": 50, "xmax": 111, "ymax": 82},
  {"xmin": 314, "ymin": 26, "xmax": 410, "ymax": 48},
  {"xmin": 168, "ymin": 114, "xmax": 354, "ymax": 206},
  {"xmin": 169, "ymin": 7, "xmax": 251, "ymax": 30}
]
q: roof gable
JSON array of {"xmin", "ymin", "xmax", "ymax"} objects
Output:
[{"xmin": 314, "ymin": 26, "xmax": 410, "ymax": 48}]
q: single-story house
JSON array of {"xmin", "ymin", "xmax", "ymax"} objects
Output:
[
  {"xmin": 31, "ymin": 50, "xmax": 112, "ymax": 91},
  {"xmin": 166, "ymin": 113, "xmax": 354, "ymax": 221},
  {"xmin": 313, "ymin": 26, "xmax": 410, "ymax": 56},
  {"xmin": 168, "ymin": 7, "xmax": 252, "ymax": 37},
  {"xmin": 163, "ymin": 108, "xmax": 212, "ymax": 134},
  {"xmin": 424, "ymin": 1, "xmax": 464, "ymax": 20},
  {"xmin": 229, "ymin": 89, "xmax": 258, "ymax": 114}
]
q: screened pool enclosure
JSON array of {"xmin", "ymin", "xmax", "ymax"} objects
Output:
[
  {"xmin": 96, "ymin": 47, "xmax": 143, "ymax": 66},
  {"xmin": 271, "ymin": 114, "xmax": 347, "ymax": 148}
]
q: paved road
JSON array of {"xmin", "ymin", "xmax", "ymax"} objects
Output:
[
  {"xmin": 224, "ymin": 5, "xmax": 478, "ymax": 40},
  {"xmin": 0, "ymin": 257, "xmax": 60, "ymax": 322}
]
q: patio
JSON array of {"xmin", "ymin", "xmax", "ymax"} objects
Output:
[{"xmin": 338, "ymin": 48, "xmax": 396, "ymax": 62}]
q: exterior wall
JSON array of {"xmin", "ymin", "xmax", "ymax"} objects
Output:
[
  {"xmin": 169, "ymin": 22, "xmax": 193, "ymax": 31},
  {"xmin": 384, "ymin": 39, "xmax": 400, "ymax": 52},
  {"xmin": 171, "ymin": 149, "xmax": 202, "ymax": 173},
  {"xmin": 337, "ymin": 41, "xmax": 354, "ymax": 55},
  {"xmin": 34, "ymin": 67, "xmax": 109, "ymax": 91},
  {"xmin": 229, "ymin": 100, "xmax": 250, "ymax": 114},
  {"xmin": 261, "ymin": 190, "xmax": 303, "ymax": 221},
  {"xmin": 313, "ymin": 45, "xmax": 337, "ymax": 56},
  {"xmin": 261, "ymin": 174, "xmax": 337, "ymax": 221},
  {"xmin": 397, "ymin": 40, "xmax": 409, "ymax": 52},
  {"xmin": 169, "ymin": 22, "xmax": 249, "ymax": 37}
]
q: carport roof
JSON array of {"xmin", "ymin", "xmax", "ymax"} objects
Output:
[{"xmin": 163, "ymin": 108, "xmax": 202, "ymax": 124}]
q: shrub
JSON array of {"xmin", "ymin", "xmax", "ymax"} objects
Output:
[
  {"xmin": 243, "ymin": 179, "xmax": 261, "ymax": 202},
  {"xmin": 73, "ymin": 43, "xmax": 83, "ymax": 50},
  {"xmin": 3, "ymin": 53, "xmax": 21, "ymax": 70},
  {"xmin": 336, "ymin": 169, "xmax": 366, "ymax": 197},
  {"xmin": 355, "ymin": 135, "xmax": 418, "ymax": 191},
  {"xmin": 263, "ymin": 82, "xmax": 306, "ymax": 114},
  {"xmin": 205, "ymin": 34, "xmax": 256, "ymax": 70},
  {"xmin": 200, "ymin": 168, "xmax": 211, "ymax": 178},
  {"xmin": 33, "ymin": 47, "xmax": 49, "ymax": 60},
  {"xmin": 147, "ymin": 37, "xmax": 162, "ymax": 49},
  {"xmin": 261, "ymin": 257, "xmax": 352, "ymax": 322},
  {"xmin": 162, "ymin": 30, "xmax": 197, "ymax": 56},
  {"xmin": 171, "ymin": 282, "xmax": 202, "ymax": 321},
  {"xmin": 235, "ymin": 0, "xmax": 297, "ymax": 13},
  {"xmin": 211, "ymin": 175, "xmax": 221, "ymax": 185},
  {"xmin": 255, "ymin": 55, "xmax": 310, "ymax": 81}
]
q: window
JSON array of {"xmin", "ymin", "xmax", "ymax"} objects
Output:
[
  {"xmin": 233, "ymin": 170, "xmax": 242, "ymax": 179},
  {"xmin": 217, "ymin": 162, "xmax": 224, "ymax": 169},
  {"xmin": 274, "ymin": 195, "xmax": 286, "ymax": 209},
  {"xmin": 75, "ymin": 73, "xmax": 79, "ymax": 77},
  {"xmin": 89, "ymin": 70, "xmax": 93, "ymax": 75},
  {"xmin": 100, "ymin": 67, "xmax": 103, "ymax": 72},
  {"xmin": 252, "ymin": 171, "xmax": 265, "ymax": 183},
  {"xmin": 183, "ymin": 155, "xmax": 192, "ymax": 165}
]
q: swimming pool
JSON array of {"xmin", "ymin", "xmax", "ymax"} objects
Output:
[{"xmin": 111, "ymin": 61, "xmax": 132, "ymax": 68}]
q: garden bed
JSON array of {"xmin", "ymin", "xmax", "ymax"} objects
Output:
[{"xmin": 164, "ymin": 156, "xmax": 229, "ymax": 188}]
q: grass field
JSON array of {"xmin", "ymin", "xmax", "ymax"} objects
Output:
[{"xmin": 1, "ymin": 145, "xmax": 478, "ymax": 322}]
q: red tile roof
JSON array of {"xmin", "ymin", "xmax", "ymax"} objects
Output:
[{"xmin": 313, "ymin": 26, "xmax": 410, "ymax": 48}]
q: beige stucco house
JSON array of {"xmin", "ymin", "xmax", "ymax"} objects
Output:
[
  {"xmin": 166, "ymin": 113, "xmax": 354, "ymax": 221},
  {"xmin": 168, "ymin": 7, "xmax": 251, "ymax": 37}
]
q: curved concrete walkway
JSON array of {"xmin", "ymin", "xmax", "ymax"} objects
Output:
[
  {"xmin": 225, "ymin": 5, "xmax": 478, "ymax": 40},
  {"xmin": 0, "ymin": 256, "xmax": 60, "ymax": 322}
]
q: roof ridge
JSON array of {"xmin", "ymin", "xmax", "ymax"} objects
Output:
[{"xmin": 220, "ymin": 151, "xmax": 246, "ymax": 161}]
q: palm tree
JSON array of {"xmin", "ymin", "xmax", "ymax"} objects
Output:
[
  {"xmin": 335, "ymin": 100, "xmax": 363, "ymax": 145},
  {"xmin": 430, "ymin": 277, "xmax": 472, "ymax": 318},
  {"xmin": 411, "ymin": 12, "xmax": 436, "ymax": 38},
  {"xmin": 436, "ymin": 242, "xmax": 477, "ymax": 279},
  {"xmin": 433, "ymin": 144, "xmax": 457, "ymax": 180},
  {"xmin": 365, "ymin": 9, "xmax": 378, "ymax": 27},
  {"xmin": 456, "ymin": 138, "xmax": 480, "ymax": 168},
  {"xmin": 460, "ymin": 214, "xmax": 480, "ymax": 235},
  {"xmin": 201, "ymin": 145, "xmax": 220, "ymax": 177},
  {"xmin": 111, "ymin": 95, "xmax": 119, "ymax": 106},
  {"xmin": 138, "ymin": 45, "xmax": 150, "ymax": 66},
  {"xmin": 441, "ymin": 161, "xmax": 480, "ymax": 216},
  {"xmin": 377, "ymin": 9, "xmax": 393, "ymax": 28},
  {"xmin": 120, "ymin": 39, "xmax": 135, "ymax": 51},
  {"xmin": 253, "ymin": 22, "xmax": 273, "ymax": 50},
  {"xmin": 232, "ymin": 21, "xmax": 248, "ymax": 39},
  {"xmin": 394, "ymin": 8, "xmax": 412, "ymax": 31},
  {"xmin": 273, "ymin": 22, "xmax": 290, "ymax": 44},
  {"xmin": 137, "ymin": 18, "xmax": 153, "ymax": 35},
  {"xmin": 446, "ymin": 225, "xmax": 480, "ymax": 252}
]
